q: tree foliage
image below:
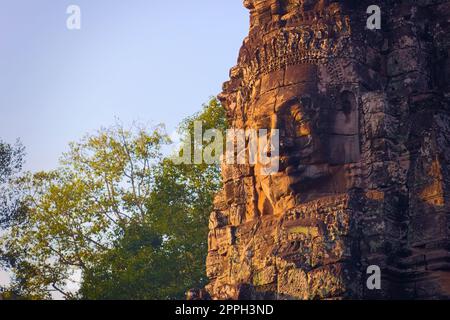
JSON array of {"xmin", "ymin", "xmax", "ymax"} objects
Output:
[
  {"xmin": 0, "ymin": 140, "xmax": 25, "ymax": 228},
  {"xmin": 80, "ymin": 98, "xmax": 227, "ymax": 299},
  {"xmin": 1, "ymin": 124, "xmax": 169, "ymax": 299},
  {"xmin": 1, "ymin": 98, "xmax": 227, "ymax": 300},
  {"xmin": 0, "ymin": 140, "xmax": 25, "ymax": 298}
]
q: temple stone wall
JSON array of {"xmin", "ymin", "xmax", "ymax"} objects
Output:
[{"xmin": 204, "ymin": 0, "xmax": 450, "ymax": 299}]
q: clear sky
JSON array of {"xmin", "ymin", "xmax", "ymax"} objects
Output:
[
  {"xmin": 0, "ymin": 0, "xmax": 248, "ymax": 172},
  {"xmin": 0, "ymin": 0, "xmax": 248, "ymax": 288}
]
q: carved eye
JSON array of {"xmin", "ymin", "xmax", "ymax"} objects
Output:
[{"xmin": 290, "ymin": 107, "xmax": 310, "ymax": 137}]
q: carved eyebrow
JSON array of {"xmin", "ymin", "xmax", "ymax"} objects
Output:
[{"xmin": 277, "ymin": 97, "xmax": 301, "ymax": 111}]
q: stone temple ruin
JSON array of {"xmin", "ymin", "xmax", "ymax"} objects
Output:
[{"xmin": 202, "ymin": 0, "xmax": 450, "ymax": 299}]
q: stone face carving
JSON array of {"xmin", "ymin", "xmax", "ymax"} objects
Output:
[{"xmin": 203, "ymin": 1, "xmax": 450, "ymax": 299}]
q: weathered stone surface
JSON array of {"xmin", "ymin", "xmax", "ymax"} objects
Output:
[{"xmin": 204, "ymin": 0, "xmax": 450, "ymax": 300}]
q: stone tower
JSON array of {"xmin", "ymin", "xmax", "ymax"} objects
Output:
[{"xmin": 205, "ymin": 0, "xmax": 450, "ymax": 299}]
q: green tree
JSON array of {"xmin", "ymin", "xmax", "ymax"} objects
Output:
[
  {"xmin": 0, "ymin": 124, "xmax": 169, "ymax": 299},
  {"xmin": 1, "ymin": 98, "xmax": 227, "ymax": 300},
  {"xmin": 0, "ymin": 140, "xmax": 25, "ymax": 228},
  {"xmin": 80, "ymin": 98, "xmax": 227, "ymax": 299},
  {"xmin": 0, "ymin": 140, "xmax": 25, "ymax": 298}
]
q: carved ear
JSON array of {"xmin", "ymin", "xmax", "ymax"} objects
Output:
[{"xmin": 340, "ymin": 91, "xmax": 357, "ymax": 116}]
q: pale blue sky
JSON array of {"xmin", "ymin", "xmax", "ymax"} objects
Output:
[{"xmin": 0, "ymin": 0, "xmax": 248, "ymax": 172}]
